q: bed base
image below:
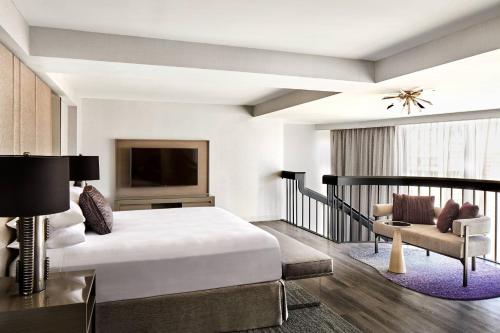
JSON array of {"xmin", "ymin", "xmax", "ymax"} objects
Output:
[{"xmin": 96, "ymin": 280, "xmax": 286, "ymax": 333}]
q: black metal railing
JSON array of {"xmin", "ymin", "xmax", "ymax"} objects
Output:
[{"xmin": 282, "ymin": 172, "xmax": 500, "ymax": 263}]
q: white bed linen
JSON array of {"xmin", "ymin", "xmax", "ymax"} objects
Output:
[{"xmin": 38, "ymin": 207, "xmax": 281, "ymax": 303}]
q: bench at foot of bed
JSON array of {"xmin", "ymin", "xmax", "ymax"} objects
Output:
[{"xmin": 259, "ymin": 226, "xmax": 333, "ymax": 280}]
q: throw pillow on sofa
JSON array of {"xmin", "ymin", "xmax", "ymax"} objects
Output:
[
  {"xmin": 405, "ymin": 195, "xmax": 435, "ymax": 225},
  {"xmin": 392, "ymin": 193, "xmax": 406, "ymax": 221},
  {"xmin": 437, "ymin": 199, "xmax": 460, "ymax": 232},
  {"xmin": 458, "ymin": 202, "xmax": 480, "ymax": 219},
  {"xmin": 393, "ymin": 194, "xmax": 435, "ymax": 225}
]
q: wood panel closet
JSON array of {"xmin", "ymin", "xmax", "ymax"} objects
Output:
[{"xmin": 0, "ymin": 42, "xmax": 60, "ymax": 156}]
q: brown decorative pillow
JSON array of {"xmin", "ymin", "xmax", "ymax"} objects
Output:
[
  {"xmin": 437, "ymin": 199, "xmax": 459, "ymax": 232},
  {"xmin": 458, "ymin": 202, "xmax": 479, "ymax": 219},
  {"xmin": 392, "ymin": 193, "xmax": 405, "ymax": 221},
  {"xmin": 79, "ymin": 185, "xmax": 113, "ymax": 234},
  {"xmin": 404, "ymin": 195, "xmax": 435, "ymax": 225}
]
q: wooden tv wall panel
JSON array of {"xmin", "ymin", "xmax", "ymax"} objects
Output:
[{"xmin": 115, "ymin": 139, "xmax": 209, "ymax": 199}]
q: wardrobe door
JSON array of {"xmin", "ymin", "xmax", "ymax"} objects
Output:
[
  {"xmin": 35, "ymin": 76, "xmax": 52, "ymax": 155},
  {"xmin": 20, "ymin": 62, "xmax": 36, "ymax": 154},
  {"xmin": 0, "ymin": 43, "xmax": 13, "ymax": 154}
]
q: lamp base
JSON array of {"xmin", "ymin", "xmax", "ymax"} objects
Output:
[{"xmin": 16, "ymin": 216, "xmax": 49, "ymax": 295}]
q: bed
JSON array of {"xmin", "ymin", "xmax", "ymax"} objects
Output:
[{"xmin": 1, "ymin": 207, "xmax": 287, "ymax": 332}]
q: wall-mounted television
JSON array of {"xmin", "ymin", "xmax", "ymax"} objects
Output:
[{"xmin": 130, "ymin": 148, "xmax": 198, "ymax": 187}]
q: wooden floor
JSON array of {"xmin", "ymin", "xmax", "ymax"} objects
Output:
[{"xmin": 255, "ymin": 220, "xmax": 500, "ymax": 333}]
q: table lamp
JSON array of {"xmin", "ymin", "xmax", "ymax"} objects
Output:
[
  {"xmin": 0, "ymin": 154, "xmax": 69, "ymax": 295},
  {"xmin": 68, "ymin": 155, "xmax": 100, "ymax": 187}
]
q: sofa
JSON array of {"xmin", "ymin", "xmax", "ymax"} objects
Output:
[{"xmin": 372, "ymin": 203, "xmax": 491, "ymax": 287}]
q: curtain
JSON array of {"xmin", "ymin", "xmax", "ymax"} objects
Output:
[
  {"xmin": 396, "ymin": 119, "xmax": 500, "ymax": 180},
  {"xmin": 330, "ymin": 126, "xmax": 396, "ymax": 240},
  {"xmin": 331, "ymin": 126, "xmax": 396, "ymax": 176}
]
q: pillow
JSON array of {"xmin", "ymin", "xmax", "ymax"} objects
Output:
[
  {"xmin": 437, "ymin": 199, "xmax": 459, "ymax": 232},
  {"xmin": 47, "ymin": 223, "xmax": 86, "ymax": 249},
  {"xmin": 70, "ymin": 186, "xmax": 84, "ymax": 204},
  {"xmin": 48, "ymin": 201, "xmax": 85, "ymax": 229},
  {"xmin": 79, "ymin": 185, "xmax": 113, "ymax": 234},
  {"xmin": 404, "ymin": 195, "xmax": 435, "ymax": 225},
  {"xmin": 7, "ymin": 223, "xmax": 86, "ymax": 249},
  {"xmin": 392, "ymin": 193, "xmax": 405, "ymax": 221},
  {"xmin": 458, "ymin": 202, "xmax": 480, "ymax": 219}
]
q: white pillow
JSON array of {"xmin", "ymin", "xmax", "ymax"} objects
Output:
[
  {"xmin": 70, "ymin": 186, "xmax": 84, "ymax": 204},
  {"xmin": 46, "ymin": 223, "xmax": 86, "ymax": 249},
  {"xmin": 7, "ymin": 223, "xmax": 86, "ymax": 249},
  {"xmin": 48, "ymin": 201, "xmax": 85, "ymax": 229}
]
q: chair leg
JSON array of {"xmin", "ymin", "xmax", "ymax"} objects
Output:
[
  {"xmin": 375, "ymin": 234, "xmax": 379, "ymax": 254},
  {"xmin": 463, "ymin": 225, "xmax": 469, "ymax": 287},
  {"xmin": 426, "ymin": 250, "xmax": 430, "ymax": 256},
  {"xmin": 472, "ymin": 256, "xmax": 476, "ymax": 271},
  {"xmin": 462, "ymin": 258, "xmax": 468, "ymax": 287}
]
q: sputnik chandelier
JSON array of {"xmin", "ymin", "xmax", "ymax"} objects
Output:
[{"xmin": 383, "ymin": 89, "xmax": 432, "ymax": 115}]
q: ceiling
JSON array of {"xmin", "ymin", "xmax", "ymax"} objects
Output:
[
  {"xmin": 264, "ymin": 49, "xmax": 500, "ymax": 124},
  {"xmin": 5, "ymin": 0, "xmax": 500, "ymax": 124},
  {"xmin": 13, "ymin": 0, "xmax": 500, "ymax": 60}
]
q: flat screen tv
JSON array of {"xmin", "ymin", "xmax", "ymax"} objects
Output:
[{"xmin": 130, "ymin": 148, "xmax": 198, "ymax": 187}]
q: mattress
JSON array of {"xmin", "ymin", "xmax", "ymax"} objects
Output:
[{"xmin": 12, "ymin": 207, "xmax": 282, "ymax": 303}]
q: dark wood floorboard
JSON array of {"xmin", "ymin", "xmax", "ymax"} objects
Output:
[{"xmin": 254, "ymin": 220, "xmax": 500, "ymax": 333}]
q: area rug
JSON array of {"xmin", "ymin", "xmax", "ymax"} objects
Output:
[
  {"xmin": 285, "ymin": 281, "xmax": 320, "ymax": 310},
  {"xmin": 237, "ymin": 281, "xmax": 361, "ymax": 333},
  {"xmin": 246, "ymin": 305, "xmax": 361, "ymax": 333},
  {"xmin": 350, "ymin": 243, "xmax": 500, "ymax": 300}
]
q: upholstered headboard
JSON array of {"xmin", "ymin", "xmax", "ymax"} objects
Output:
[{"xmin": 0, "ymin": 218, "xmax": 16, "ymax": 277}]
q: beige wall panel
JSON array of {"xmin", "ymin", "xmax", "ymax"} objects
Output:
[
  {"xmin": 35, "ymin": 76, "xmax": 52, "ymax": 155},
  {"xmin": 13, "ymin": 57, "xmax": 20, "ymax": 154},
  {"xmin": 0, "ymin": 43, "xmax": 14, "ymax": 154},
  {"xmin": 20, "ymin": 62, "xmax": 36, "ymax": 154}
]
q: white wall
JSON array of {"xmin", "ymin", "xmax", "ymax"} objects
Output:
[
  {"xmin": 283, "ymin": 124, "xmax": 331, "ymax": 194},
  {"xmin": 80, "ymin": 99, "xmax": 283, "ymax": 221}
]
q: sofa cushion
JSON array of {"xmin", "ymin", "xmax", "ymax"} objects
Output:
[
  {"xmin": 259, "ymin": 226, "xmax": 333, "ymax": 280},
  {"xmin": 373, "ymin": 220, "xmax": 490, "ymax": 258},
  {"xmin": 436, "ymin": 199, "xmax": 459, "ymax": 233},
  {"xmin": 405, "ymin": 195, "xmax": 435, "ymax": 225},
  {"xmin": 458, "ymin": 202, "xmax": 479, "ymax": 219}
]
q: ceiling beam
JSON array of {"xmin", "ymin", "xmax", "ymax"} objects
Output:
[
  {"xmin": 0, "ymin": 0, "xmax": 30, "ymax": 55},
  {"xmin": 29, "ymin": 27, "xmax": 374, "ymax": 84},
  {"xmin": 315, "ymin": 108, "xmax": 500, "ymax": 130},
  {"xmin": 375, "ymin": 16, "xmax": 500, "ymax": 82},
  {"xmin": 253, "ymin": 90, "xmax": 338, "ymax": 117}
]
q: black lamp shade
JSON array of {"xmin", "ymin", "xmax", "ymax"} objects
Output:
[
  {"xmin": 0, "ymin": 155, "xmax": 70, "ymax": 217},
  {"xmin": 69, "ymin": 155, "xmax": 100, "ymax": 181}
]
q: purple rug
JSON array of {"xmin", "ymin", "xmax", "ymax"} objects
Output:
[{"xmin": 349, "ymin": 243, "xmax": 500, "ymax": 300}]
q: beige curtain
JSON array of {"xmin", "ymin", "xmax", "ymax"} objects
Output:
[
  {"xmin": 331, "ymin": 126, "xmax": 396, "ymax": 176},
  {"xmin": 330, "ymin": 126, "xmax": 396, "ymax": 240}
]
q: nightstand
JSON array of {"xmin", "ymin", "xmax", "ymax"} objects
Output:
[{"xmin": 0, "ymin": 270, "xmax": 96, "ymax": 333}]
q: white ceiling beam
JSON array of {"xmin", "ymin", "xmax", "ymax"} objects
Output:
[
  {"xmin": 29, "ymin": 27, "xmax": 374, "ymax": 84},
  {"xmin": 0, "ymin": 0, "xmax": 30, "ymax": 55},
  {"xmin": 253, "ymin": 90, "xmax": 338, "ymax": 117},
  {"xmin": 315, "ymin": 108, "xmax": 500, "ymax": 130},
  {"xmin": 375, "ymin": 16, "xmax": 500, "ymax": 82}
]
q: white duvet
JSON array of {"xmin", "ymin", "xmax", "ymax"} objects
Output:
[{"xmin": 37, "ymin": 207, "xmax": 282, "ymax": 303}]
